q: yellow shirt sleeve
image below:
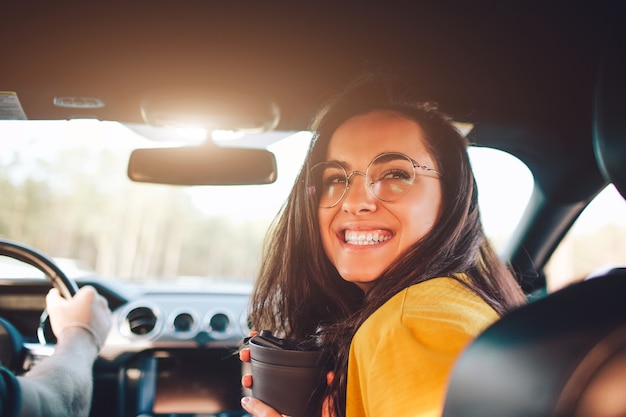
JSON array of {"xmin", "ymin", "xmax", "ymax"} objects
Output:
[{"xmin": 346, "ymin": 277, "xmax": 499, "ymax": 417}]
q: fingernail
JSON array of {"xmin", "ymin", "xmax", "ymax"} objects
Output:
[
  {"xmin": 242, "ymin": 374, "xmax": 252, "ymax": 386},
  {"xmin": 241, "ymin": 396, "xmax": 250, "ymax": 407}
]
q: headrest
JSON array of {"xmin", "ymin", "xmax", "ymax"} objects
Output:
[{"xmin": 593, "ymin": 28, "xmax": 626, "ymax": 199}]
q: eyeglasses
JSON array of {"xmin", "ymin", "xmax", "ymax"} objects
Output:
[{"xmin": 309, "ymin": 152, "xmax": 441, "ymax": 208}]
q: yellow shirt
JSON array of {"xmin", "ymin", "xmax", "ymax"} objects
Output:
[{"xmin": 346, "ymin": 276, "xmax": 498, "ymax": 417}]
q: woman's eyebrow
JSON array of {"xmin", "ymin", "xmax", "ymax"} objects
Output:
[{"xmin": 325, "ymin": 158, "xmax": 350, "ymax": 167}]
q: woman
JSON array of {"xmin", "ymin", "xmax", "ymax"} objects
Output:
[{"xmin": 241, "ymin": 74, "xmax": 526, "ymax": 417}]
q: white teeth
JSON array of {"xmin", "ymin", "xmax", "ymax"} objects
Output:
[{"xmin": 344, "ymin": 230, "xmax": 391, "ymax": 245}]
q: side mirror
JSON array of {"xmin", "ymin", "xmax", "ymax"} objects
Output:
[{"xmin": 127, "ymin": 145, "xmax": 277, "ymax": 185}]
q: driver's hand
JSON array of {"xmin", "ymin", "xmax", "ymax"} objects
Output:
[{"xmin": 46, "ymin": 285, "xmax": 112, "ymax": 351}]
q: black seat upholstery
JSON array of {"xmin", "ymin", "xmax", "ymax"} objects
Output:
[
  {"xmin": 594, "ymin": 26, "xmax": 626, "ymax": 200},
  {"xmin": 442, "ymin": 26, "xmax": 626, "ymax": 417},
  {"xmin": 442, "ymin": 273, "xmax": 626, "ymax": 417}
]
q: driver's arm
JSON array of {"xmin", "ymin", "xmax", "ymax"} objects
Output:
[{"xmin": 16, "ymin": 286, "xmax": 112, "ymax": 417}]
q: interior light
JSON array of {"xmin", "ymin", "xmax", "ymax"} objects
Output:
[
  {"xmin": 175, "ymin": 127, "xmax": 208, "ymax": 141},
  {"xmin": 211, "ymin": 130, "xmax": 246, "ymax": 142}
]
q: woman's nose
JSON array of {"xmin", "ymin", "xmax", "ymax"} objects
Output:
[{"xmin": 341, "ymin": 172, "xmax": 378, "ymax": 214}]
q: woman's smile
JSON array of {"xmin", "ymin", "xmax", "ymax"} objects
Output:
[{"xmin": 343, "ymin": 229, "xmax": 392, "ymax": 245}]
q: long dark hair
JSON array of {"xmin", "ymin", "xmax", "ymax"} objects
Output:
[{"xmin": 248, "ymin": 73, "xmax": 526, "ymax": 416}]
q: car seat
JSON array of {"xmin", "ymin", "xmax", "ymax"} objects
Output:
[{"xmin": 441, "ymin": 26, "xmax": 626, "ymax": 417}]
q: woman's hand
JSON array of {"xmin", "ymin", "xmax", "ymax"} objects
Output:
[
  {"xmin": 239, "ymin": 334, "xmax": 336, "ymax": 417},
  {"xmin": 240, "ymin": 396, "xmax": 284, "ymax": 417},
  {"xmin": 240, "ymin": 346, "xmax": 284, "ymax": 416},
  {"xmin": 240, "ymin": 332, "xmax": 284, "ymax": 416},
  {"xmin": 320, "ymin": 371, "xmax": 335, "ymax": 417}
]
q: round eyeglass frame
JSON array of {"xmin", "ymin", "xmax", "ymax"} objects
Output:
[{"xmin": 309, "ymin": 152, "xmax": 441, "ymax": 208}]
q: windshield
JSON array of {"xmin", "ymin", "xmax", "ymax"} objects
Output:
[{"xmin": 0, "ymin": 120, "xmax": 532, "ymax": 284}]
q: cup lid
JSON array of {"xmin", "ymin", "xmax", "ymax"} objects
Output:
[{"xmin": 247, "ymin": 331, "xmax": 327, "ymax": 367}]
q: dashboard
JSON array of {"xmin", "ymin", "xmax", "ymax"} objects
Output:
[{"xmin": 0, "ymin": 276, "xmax": 253, "ymax": 417}]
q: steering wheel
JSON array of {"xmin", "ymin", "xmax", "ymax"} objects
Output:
[
  {"xmin": 0, "ymin": 238, "xmax": 79, "ymax": 372},
  {"xmin": 0, "ymin": 238, "xmax": 78, "ymax": 298}
]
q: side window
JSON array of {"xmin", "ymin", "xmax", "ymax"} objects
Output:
[
  {"xmin": 545, "ymin": 185, "xmax": 626, "ymax": 292},
  {"xmin": 468, "ymin": 146, "xmax": 534, "ymax": 252}
]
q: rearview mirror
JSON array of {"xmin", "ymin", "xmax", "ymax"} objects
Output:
[{"xmin": 127, "ymin": 145, "xmax": 277, "ymax": 185}]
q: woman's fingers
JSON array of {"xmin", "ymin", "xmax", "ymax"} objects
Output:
[
  {"xmin": 241, "ymin": 373, "xmax": 253, "ymax": 389},
  {"xmin": 240, "ymin": 347, "xmax": 251, "ymax": 362},
  {"xmin": 326, "ymin": 371, "xmax": 335, "ymax": 385},
  {"xmin": 240, "ymin": 396, "xmax": 283, "ymax": 417}
]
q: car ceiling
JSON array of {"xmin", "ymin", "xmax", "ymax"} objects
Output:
[{"xmin": 2, "ymin": 1, "xmax": 624, "ymax": 291}]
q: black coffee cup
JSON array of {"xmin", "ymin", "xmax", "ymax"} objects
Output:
[{"xmin": 247, "ymin": 331, "xmax": 328, "ymax": 417}]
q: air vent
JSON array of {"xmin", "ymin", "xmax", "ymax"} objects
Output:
[
  {"xmin": 205, "ymin": 310, "xmax": 235, "ymax": 340},
  {"xmin": 209, "ymin": 313, "xmax": 230, "ymax": 332},
  {"xmin": 240, "ymin": 311, "xmax": 252, "ymax": 334},
  {"xmin": 173, "ymin": 312, "xmax": 195, "ymax": 332},
  {"xmin": 125, "ymin": 306, "xmax": 158, "ymax": 336}
]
